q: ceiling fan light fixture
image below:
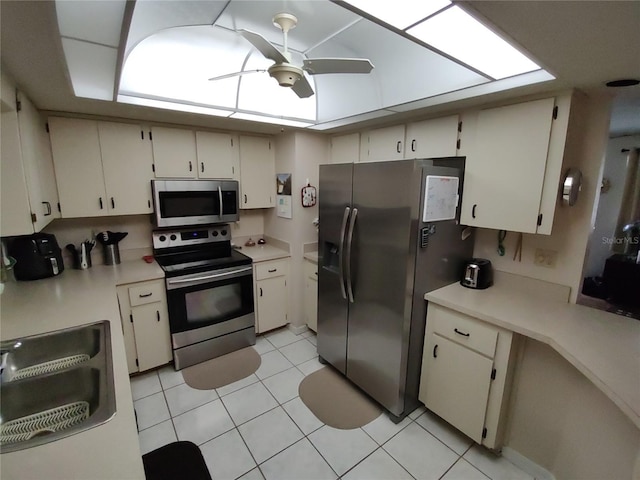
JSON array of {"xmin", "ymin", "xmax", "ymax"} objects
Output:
[{"xmin": 268, "ymin": 64, "xmax": 303, "ymax": 87}]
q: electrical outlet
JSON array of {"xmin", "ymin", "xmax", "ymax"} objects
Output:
[{"xmin": 534, "ymin": 248, "xmax": 558, "ymax": 268}]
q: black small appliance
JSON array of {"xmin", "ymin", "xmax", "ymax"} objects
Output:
[
  {"xmin": 461, "ymin": 258, "xmax": 493, "ymax": 289},
  {"xmin": 8, "ymin": 233, "xmax": 64, "ymax": 281}
]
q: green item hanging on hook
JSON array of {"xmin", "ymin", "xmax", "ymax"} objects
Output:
[{"xmin": 497, "ymin": 230, "xmax": 507, "ymax": 256}]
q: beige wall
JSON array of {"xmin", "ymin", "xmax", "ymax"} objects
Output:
[
  {"xmin": 265, "ymin": 131, "xmax": 328, "ymax": 327},
  {"xmin": 506, "ymin": 338, "xmax": 640, "ymax": 479},
  {"xmin": 472, "ymin": 92, "xmax": 613, "ymax": 303}
]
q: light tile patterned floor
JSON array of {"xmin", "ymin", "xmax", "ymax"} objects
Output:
[{"xmin": 132, "ymin": 328, "xmax": 535, "ymax": 480}]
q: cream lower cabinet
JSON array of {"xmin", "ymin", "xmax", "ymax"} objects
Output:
[
  {"xmin": 117, "ymin": 280, "xmax": 172, "ymax": 374},
  {"xmin": 304, "ymin": 259, "xmax": 318, "ymax": 332},
  {"xmin": 253, "ymin": 258, "xmax": 289, "ymax": 334},
  {"xmin": 419, "ymin": 304, "xmax": 518, "ymax": 449}
]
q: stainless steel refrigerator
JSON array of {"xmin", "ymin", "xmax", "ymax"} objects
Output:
[{"xmin": 317, "ymin": 158, "xmax": 473, "ymax": 421}]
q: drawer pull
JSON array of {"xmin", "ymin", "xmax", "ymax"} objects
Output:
[
  {"xmin": 454, "ymin": 328, "xmax": 470, "ymax": 337},
  {"xmin": 433, "ymin": 344, "xmax": 438, "ymax": 358},
  {"xmin": 139, "ymin": 293, "xmax": 153, "ymax": 298},
  {"xmin": 268, "ymin": 268, "xmax": 277, "ymax": 273}
]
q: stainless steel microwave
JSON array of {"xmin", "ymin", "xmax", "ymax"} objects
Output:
[{"xmin": 151, "ymin": 179, "xmax": 240, "ymax": 228}]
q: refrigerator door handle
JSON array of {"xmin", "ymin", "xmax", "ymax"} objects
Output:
[
  {"xmin": 338, "ymin": 206, "xmax": 351, "ymax": 300},
  {"xmin": 345, "ymin": 207, "xmax": 358, "ymax": 303}
]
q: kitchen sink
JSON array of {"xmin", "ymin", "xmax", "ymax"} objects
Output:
[{"xmin": 0, "ymin": 321, "xmax": 116, "ymax": 453}]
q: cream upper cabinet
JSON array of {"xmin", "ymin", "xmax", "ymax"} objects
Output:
[
  {"xmin": 1, "ymin": 90, "xmax": 60, "ymax": 236},
  {"xmin": 49, "ymin": 117, "xmax": 154, "ymax": 218},
  {"xmin": 329, "ymin": 133, "xmax": 360, "ymax": 164},
  {"xmin": 98, "ymin": 122, "xmax": 154, "ymax": 215},
  {"xmin": 195, "ymin": 131, "xmax": 239, "ymax": 179},
  {"xmin": 404, "ymin": 115, "xmax": 459, "ymax": 159},
  {"xmin": 49, "ymin": 117, "xmax": 109, "ymax": 218},
  {"xmin": 151, "ymin": 126, "xmax": 197, "ymax": 178},
  {"xmin": 459, "ymin": 96, "xmax": 570, "ymax": 234},
  {"xmin": 419, "ymin": 304, "xmax": 517, "ymax": 450},
  {"xmin": 238, "ymin": 135, "xmax": 275, "ymax": 209},
  {"xmin": 363, "ymin": 125, "xmax": 406, "ymax": 162},
  {"xmin": 1, "ymin": 108, "xmax": 33, "ymax": 235}
]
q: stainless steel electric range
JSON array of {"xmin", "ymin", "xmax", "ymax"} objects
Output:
[{"xmin": 152, "ymin": 225, "xmax": 255, "ymax": 370}]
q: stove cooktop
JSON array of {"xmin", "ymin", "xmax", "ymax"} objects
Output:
[{"xmin": 155, "ymin": 249, "xmax": 252, "ymax": 277}]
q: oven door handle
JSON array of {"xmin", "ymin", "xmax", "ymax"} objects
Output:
[{"xmin": 167, "ymin": 266, "xmax": 252, "ymax": 285}]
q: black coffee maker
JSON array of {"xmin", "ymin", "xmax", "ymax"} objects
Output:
[{"xmin": 8, "ymin": 233, "xmax": 64, "ymax": 281}]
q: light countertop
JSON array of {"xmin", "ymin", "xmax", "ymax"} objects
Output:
[
  {"xmin": 0, "ymin": 259, "xmax": 163, "ymax": 480},
  {"xmin": 425, "ymin": 275, "xmax": 640, "ymax": 430},
  {"xmin": 236, "ymin": 244, "xmax": 290, "ymax": 262},
  {"xmin": 304, "ymin": 252, "xmax": 319, "ymax": 263}
]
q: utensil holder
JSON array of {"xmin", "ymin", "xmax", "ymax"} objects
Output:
[{"xmin": 103, "ymin": 244, "xmax": 120, "ymax": 265}]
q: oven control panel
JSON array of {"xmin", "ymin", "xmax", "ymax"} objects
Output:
[{"xmin": 152, "ymin": 225, "xmax": 230, "ymax": 249}]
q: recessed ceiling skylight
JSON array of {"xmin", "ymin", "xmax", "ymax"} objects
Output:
[
  {"xmin": 407, "ymin": 6, "xmax": 540, "ymax": 79},
  {"xmin": 342, "ymin": 0, "xmax": 451, "ymax": 30},
  {"xmin": 342, "ymin": 1, "xmax": 541, "ymax": 80}
]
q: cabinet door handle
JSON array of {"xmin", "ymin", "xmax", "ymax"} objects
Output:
[
  {"xmin": 156, "ymin": 310, "xmax": 160, "ymax": 322},
  {"xmin": 111, "ymin": 197, "xmax": 115, "ymax": 209},
  {"xmin": 259, "ymin": 287, "xmax": 263, "ymax": 297},
  {"xmin": 43, "ymin": 201, "xmax": 52, "ymax": 216},
  {"xmin": 99, "ymin": 197, "xmax": 103, "ymax": 209},
  {"xmin": 396, "ymin": 141, "xmax": 402, "ymax": 153},
  {"xmin": 433, "ymin": 344, "xmax": 438, "ymax": 358},
  {"xmin": 268, "ymin": 268, "xmax": 277, "ymax": 273},
  {"xmin": 201, "ymin": 162, "xmax": 204, "ymax": 173},
  {"xmin": 189, "ymin": 161, "xmax": 193, "ymax": 172},
  {"xmin": 454, "ymin": 328, "xmax": 470, "ymax": 337},
  {"xmin": 411, "ymin": 139, "xmax": 416, "ymax": 152},
  {"xmin": 472, "ymin": 204, "xmax": 477, "ymax": 219},
  {"xmin": 244, "ymin": 194, "xmax": 248, "ymax": 204},
  {"xmin": 139, "ymin": 292, "xmax": 153, "ymax": 298}
]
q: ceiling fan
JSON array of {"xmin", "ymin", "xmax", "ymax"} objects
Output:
[{"xmin": 209, "ymin": 13, "xmax": 374, "ymax": 98}]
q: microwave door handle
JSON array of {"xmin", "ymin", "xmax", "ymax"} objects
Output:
[
  {"xmin": 345, "ymin": 207, "xmax": 357, "ymax": 303},
  {"xmin": 338, "ymin": 207, "xmax": 350, "ymax": 300},
  {"xmin": 218, "ymin": 186, "xmax": 223, "ymax": 218},
  {"xmin": 167, "ymin": 266, "xmax": 252, "ymax": 285}
]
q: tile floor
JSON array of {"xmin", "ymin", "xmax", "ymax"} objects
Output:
[{"xmin": 131, "ymin": 327, "xmax": 536, "ymax": 480}]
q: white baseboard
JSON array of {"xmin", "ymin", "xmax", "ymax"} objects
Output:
[
  {"xmin": 288, "ymin": 324, "xmax": 308, "ymax": 335},
  {"xmin": 502, "ymin": 447, "xmax": 555, "ymax": 480}
]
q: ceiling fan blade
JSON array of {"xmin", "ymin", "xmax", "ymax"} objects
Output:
[
  {"xmin": 208, "ymin": 69, "xmax": 265, "ymax": 81},
  {"xmin": 239, "ymin": 29, "xmax": 288, "ymax": 64},
  {"xmin": 291, "ymin": 75, "xmax": 314, "ymax": 98},
  {"xmin": 303, "ymin": 58, "xmax": 374, "ymax": 75}
]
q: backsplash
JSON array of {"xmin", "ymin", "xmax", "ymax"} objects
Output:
[{"xmin": 42, "ymin": 210, "xmax": 267, "ymax": 265}]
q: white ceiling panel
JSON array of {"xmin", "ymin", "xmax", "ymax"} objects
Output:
[
  {"xmin": 126, "ymin": 0, "xmax": 228, "ymax": 56},
  {"xmin": 56, "ymin": 0, "xmax": 126, "ymax": 47},
  {"xmin": 120, "ymin": 26, "xmax": 248, "ymax": 108},
  {"xmin": 61, "ymin": 38, "xmax": 117, "ymax": 100},
  {"xmin": 311, "ymin": 19, "xmax": 488, "ymax": 109},
  {"xmin": 215, "ymin": 0, "xmax": 361, "ymax": 53}
]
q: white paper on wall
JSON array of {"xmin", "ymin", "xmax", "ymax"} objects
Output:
[{"xmin": 423, "ymin": 175, "xmax": 460, "ymax": 222}]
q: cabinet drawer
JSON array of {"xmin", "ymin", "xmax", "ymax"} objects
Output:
[
  {"xmin": 429, "ymin": 306, "xmax": 498, "ymax": 358},
  {"xmin": 129, "ymin": 282, "xmax": 163, "ymax": 306},
  {"xmin": 255, "ymin": 259, "xmax": 288, "ymax": 280}
]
